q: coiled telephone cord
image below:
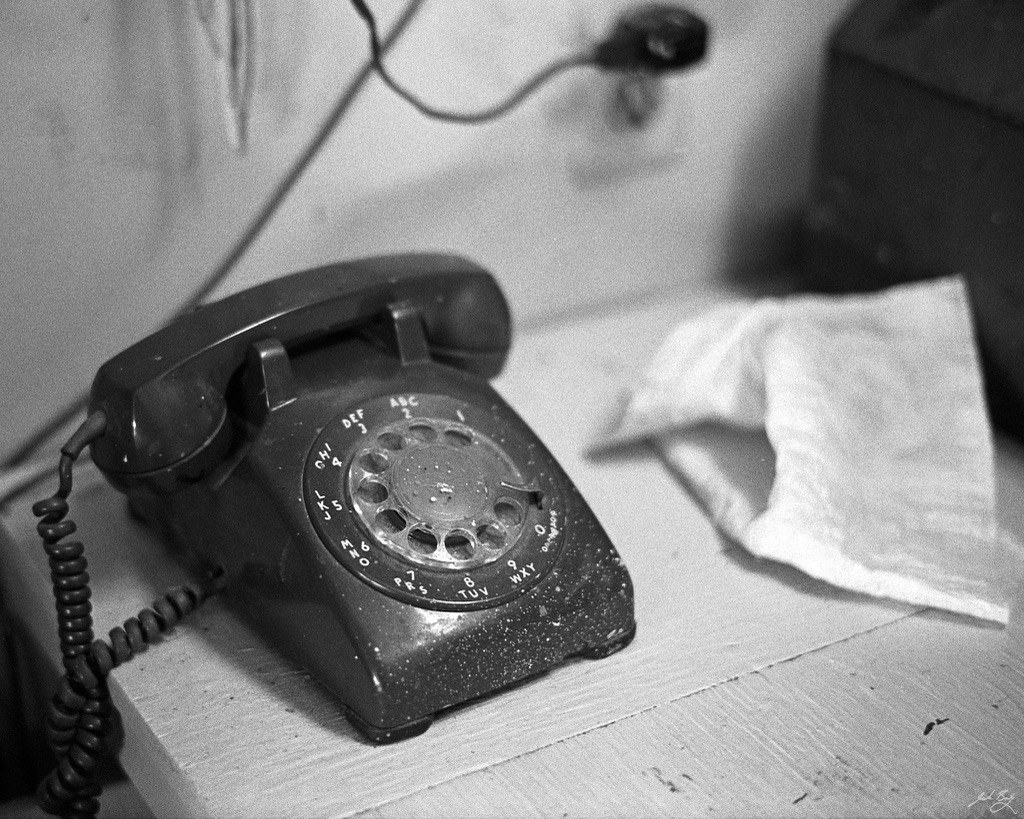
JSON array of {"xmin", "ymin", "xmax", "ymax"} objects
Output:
[{"xmin": 32, "ymin": 411, "xmax": 225, "ymax": 819}]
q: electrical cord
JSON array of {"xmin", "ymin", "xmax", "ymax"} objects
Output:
[
  {"xmin": 21, "ymin": 15, "xmax": 428, "ymax": 812},
  {"xmin": 373, "ymin": 49, "xmax": 593, "ymax": 125},
  {"xmin": 180, "ymin": 0, "xmax": 427, "ymax": 311},
  {"xmin": 2, "ymin": 0, "xmax": 571, "ymax": 474},
  {"xmin": 350, "ymin": 0, "xmax": 710, "ymax": 122},
  {"xmin": 32, "ymin": 411, "xmax": 226, "ymax": 818},
  {"xmin": 348, "ymin": 0, "xmax": 593, "ymax": 124},
  {"xmin": 2, "ymin": 1, "xmax": 708, "ymax": 481},
  {"xmin": 8, "ymin": 4, "xmax": 710, "ymax": 815},
  {"xmin": 2, "ymin": 399, "xmax": 90, "ymax": 478},
  {"xmin": 0, "ymin": 0, "xmax": 429, "ymax": 479}
]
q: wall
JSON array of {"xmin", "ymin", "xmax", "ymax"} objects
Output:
[{"xmin": 0, "ymin": 0, "xmax": 855, "ymax": 461}]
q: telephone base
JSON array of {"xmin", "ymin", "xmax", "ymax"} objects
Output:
[
  {"xmin": 579, "ymin": 622, "xmax": 637, "ymax": 660},
  {"xmin": 95, "ymin": 255, "xmax": 637, "ymax": 751},
  {"xmin": 344, "ymin": 621, "xmax": 636, "ymax": 744},
  {"xmin": 345, "ymin": 708, "xmax": 433, "ymax": 745}
]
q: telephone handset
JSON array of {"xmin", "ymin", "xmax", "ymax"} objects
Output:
[{"xmin": 89, "ymin": 253, "xmax": 635, "ymax": 742}]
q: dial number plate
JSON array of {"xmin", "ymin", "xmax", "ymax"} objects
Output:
[{"xmin": 304, "ymin": 394, "xmax": 564, "ymax": 610}]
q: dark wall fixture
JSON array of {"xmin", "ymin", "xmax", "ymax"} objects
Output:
[{"xmin": 801, "ymin": 0, "xmax": 1024, "ymax": 441}]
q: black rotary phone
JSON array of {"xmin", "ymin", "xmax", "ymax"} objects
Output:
[{"xmin": 86, "ymin": 253, "xmax": 635, "ymax": 742}]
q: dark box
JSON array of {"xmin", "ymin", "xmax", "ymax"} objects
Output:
[{"xmin": 802, "ymin": 0, "xmax": 1024, "ymax": 440}]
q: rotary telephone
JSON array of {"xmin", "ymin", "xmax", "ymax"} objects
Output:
[{"xmin": 83, "ymin": 253, "xmax": 635, "ymax": 742}]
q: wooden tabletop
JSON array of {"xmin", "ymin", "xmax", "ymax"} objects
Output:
[{"xmin": 2, "ymin": 285, "xmax": 1022, "ymax": 818}]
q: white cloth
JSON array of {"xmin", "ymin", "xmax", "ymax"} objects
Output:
[{"xmin": 609, "ymin": 277, "xmax": 1023, "ymax": 624}]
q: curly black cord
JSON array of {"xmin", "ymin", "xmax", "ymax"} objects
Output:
[
  {"xmin": 36, "ymin": 577, "xmax": 225, "ymax": 818},
  {"xmin": 33, "ymin": 412, "xmax": 108, "ymax": 677},
  {"xmin": 32, "ymin": 411, "xmax": 226, "ymax": 818}
]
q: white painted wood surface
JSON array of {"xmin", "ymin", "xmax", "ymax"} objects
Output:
[{"xmin": 2, "ymin": 283, "xmax": 1022, "ymax": 817}]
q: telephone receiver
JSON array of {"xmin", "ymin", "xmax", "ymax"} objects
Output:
[
  {"xmin": 90, "ymin": 254, "xmax": 510, "ymax": 492},
  {"xmin": 89, "ymin": 253, "xmax": 635, "ymax": 742}
]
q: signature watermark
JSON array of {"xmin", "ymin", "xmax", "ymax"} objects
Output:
[{"xmin": 968, "ymin": 790, "xmax": 1019, "ymax": 815}]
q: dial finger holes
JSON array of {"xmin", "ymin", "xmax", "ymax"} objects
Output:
[
  {"xmin": 408, "ymin": 527, "xmax": 438, "ymax": 555},
  {"xmin": 408, "ymin": 423, "xmax": 437, "ymax": 443},
  {"xmin": 359, "ymin": 450, "xmax": 389, "ymax": 474},
  {"xmin": 377, "ymin": 432, "xmax": 405, "ymax": 451},
  {"xmin": 356, "ymin": 480, "xmax": 388, "ymax": 504},
  {"xmin": 444, "ymin": 532, "xmax": 475, "ymax": 560},
  {"xmin": 476, "ymin": 522, "xmax": 506, "ymax": 551},
  {"xmin": 494, "ymin": 499, "xmax": 523, "ymax": 527},
  {"xmin": 443, "ymin": 429, "xmax": 472, "ymax": 448},
  {"xmin": 376, "ymin": 508, "xmax": 406, "ymax": 535}
]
